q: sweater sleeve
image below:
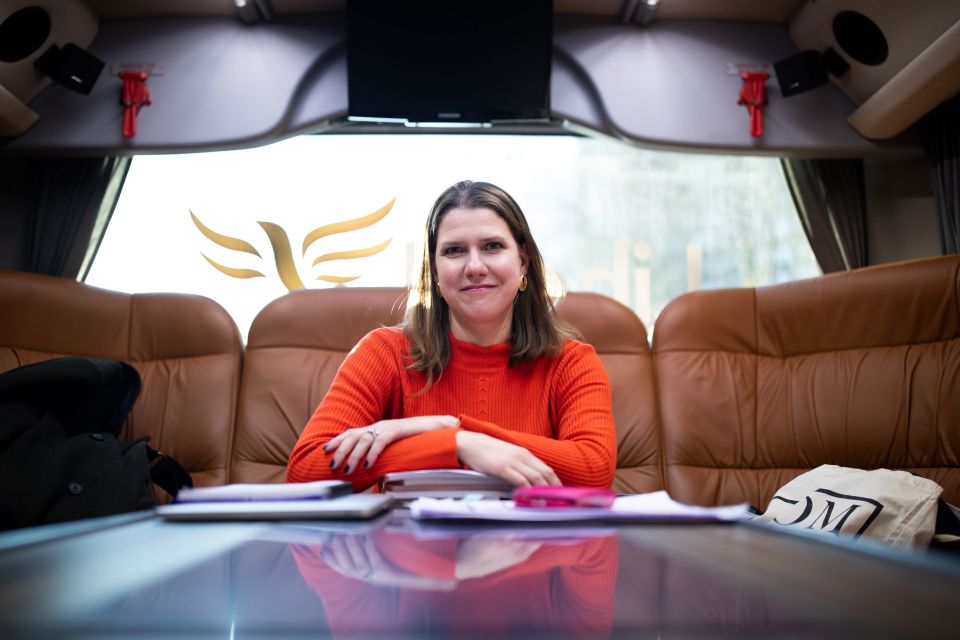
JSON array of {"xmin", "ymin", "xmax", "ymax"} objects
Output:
[
  {"xmin": 458, "ymin": 341, "xmax": 617, "ymax": 487},
  {"xmin": 286, "ymin": 329, "xmax": 460, "ymax": 489}
]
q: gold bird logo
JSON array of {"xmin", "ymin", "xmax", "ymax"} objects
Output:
[{"xmin": 189, "ymin": 198, "xmax": 395, "ymax": 291}]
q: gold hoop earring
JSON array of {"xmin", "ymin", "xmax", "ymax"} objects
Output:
[{"xmin": 518, "ymin": 274, "xmax": 528, "ymax": 292}]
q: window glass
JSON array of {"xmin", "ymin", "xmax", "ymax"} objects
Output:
[{"xmin": 86, "ymin": 135, "xmax": 819, "ymax": 339}]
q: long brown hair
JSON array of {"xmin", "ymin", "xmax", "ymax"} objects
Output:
[{"xmin": 404, "ymin": 181, "xmax": 572, "ymax": 386}]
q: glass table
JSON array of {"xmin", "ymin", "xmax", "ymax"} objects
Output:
[{"xmin": 1, "ymin": 506, "xmax": 958, "ymax": 638}]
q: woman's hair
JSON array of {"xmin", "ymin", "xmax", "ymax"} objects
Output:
[{"xmin": 403, "ymin": 180, "xmax": 573, "ymax": 385}]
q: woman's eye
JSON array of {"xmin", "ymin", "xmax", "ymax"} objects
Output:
[
  {"xmin": 442, "ymin": 246, "xmax": 463, "ymax": 255},
  {"xmin": 484, "ymin": 242, "xmax": 504, "ymax": 251}
]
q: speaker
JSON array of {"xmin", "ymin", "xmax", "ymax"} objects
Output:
[
  {"xmin": 0, "ymin": 6, "xmax": 51, "ymax": 63},
  {"xmin": 33, "ymin": 43, "xmax": 104, "ymax": 95},
  {"xmin": 773, "ymin": 50, "xmax": 827, "ymax": 97},
  {"xmin": 833, "ymin": 11, "xmax": 888, "ymax": 66}
]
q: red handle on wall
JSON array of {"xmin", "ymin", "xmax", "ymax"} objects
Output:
[
  {"xmin": 120, "ymin": 71, "xmax": 151, "ymax": 138},
  {"xmin": 738, "ymin": 72, "xmax": 768, "ymax": 138}
]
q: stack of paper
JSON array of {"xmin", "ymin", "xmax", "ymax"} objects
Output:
[
  {"xmin": 381, "ymin": 469, "xmax": 514, "ymax": 499},
  {"xmin": 409, "ymin": 491, "xmax": 750, "ymax": 523}
]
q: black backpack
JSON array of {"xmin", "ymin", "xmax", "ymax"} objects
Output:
[{"xmin": 0, "ymin": 357, "xmax": 192, "ymax": 531}]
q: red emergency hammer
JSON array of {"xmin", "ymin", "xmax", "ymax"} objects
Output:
[
  {"xmin": 120, "ymin": 71, "xmax": 151, "ymax": 138},
  {"xmin": 738, "ymin": 72, "xmax": 769, "ymax": 138}
]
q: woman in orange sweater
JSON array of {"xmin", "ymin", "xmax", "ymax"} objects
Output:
[{"xmin": 286, "ymin": 180, "xmax": 616, "ymax": 490}]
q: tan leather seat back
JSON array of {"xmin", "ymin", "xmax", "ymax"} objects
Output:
[
  {"xmin": 233, "ymin": 288, "xmax": 408, "ymax": 483},
  {"xmin": 233, "ymin": 288, "xmax": 663, "ymax": 492},
  {"xmin": 0, "ymin": 269, "xmax": 243, "ymax": 487},
  {"xmin": 654, "ymin": 256, "xmax": 960, "ymax": 507},
  {"xmin": 556, "ymin": 292, "xmax": 661, "ymax": 493}
]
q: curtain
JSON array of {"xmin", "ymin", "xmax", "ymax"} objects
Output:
[
  {"xmin": 780, "ymin": 158, "xmax": 868, "ymax": 273},
  {"xmin": 919, "ymin": 93, "xmax": 960, "ymax": 254},
  {"xmin": 23, "ymin": 156, "xmax": 131, "ymax": 278}
]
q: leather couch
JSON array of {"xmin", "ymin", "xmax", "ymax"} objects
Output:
[
  {"xmin": 2, "ymin": 255, "xmax": 958, "ymax": 507},
  {"xmin": 231, "ymin": 287, "xmax": 663, "ymax": 494},
  {"xmin": 654, "ymin": 254, "xmax": 960, "ymax": 507},
  {"xmin": 0, "ymin": 271, "xmax": 661, "ymax": 495},
  {"xmin": 0, "ymin": 269, "xmax": 243, "ymax": 487}
]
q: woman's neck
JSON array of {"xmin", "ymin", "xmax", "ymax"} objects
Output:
[{"xmin": 449, "ymin": 314, "xmax": 511, "ymax": 347}]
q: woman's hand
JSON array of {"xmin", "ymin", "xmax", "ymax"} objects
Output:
[
  {"xmin": 456, "ymin": 431, "xmax": 561, "ymax": 487},
  {"xmin": 324, "ymin": 415, "xmax": 460, "ymax": 474},
  {"xmin": 320, "ymin": 534, "xmax": 456, "ymax": 590},
  {"xmin": 455, "ymin": 535, "xmax": 542, "ymax": 580}
]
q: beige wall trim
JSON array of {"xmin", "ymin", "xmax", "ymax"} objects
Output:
[
  {"xmin": 0, "ymin": 84, "xmax": 38, "ymax": 137},
  {"xmin": 848, "ymin": 19, "xmax": 960, "ymax": 140}
]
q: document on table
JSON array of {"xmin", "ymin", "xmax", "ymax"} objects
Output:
[{"xmin": 409, "ymin": 491, "xmax": 749, "ymax": 523}]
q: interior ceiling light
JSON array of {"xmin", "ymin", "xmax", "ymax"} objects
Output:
[
  {"xmin": 234, "ymin": 0, "xmax": 273, "ymax": 24},
  {"xmin": 621, "ymin": 0, "xmax": 661, "ymax": 26}
]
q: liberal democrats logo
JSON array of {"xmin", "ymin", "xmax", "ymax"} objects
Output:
[{"xmin": 189, "ymin": 198, "xmax": 395, "ymax": 291}]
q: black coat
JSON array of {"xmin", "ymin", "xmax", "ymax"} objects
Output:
[{"xmin": 0, "ymin": 357, "xmax": 152, "ymax": 530}]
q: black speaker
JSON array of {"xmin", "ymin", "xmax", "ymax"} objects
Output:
[
  {"xmin": 833, "ymin": 11, "xmax": 888, "ymax": 66},
  {"xmin": 33, "ymin": 43, "xmax": 105, "ymax": 95},
  {"xmin": 0, "ymin": 6, "xmax": 51, "ymax": 63},
  {"xmin": 773, "ymin": 50, "xmax": 828, "ymax": 97}
]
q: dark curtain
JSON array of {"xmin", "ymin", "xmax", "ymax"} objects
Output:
[
  {"xmin": 919, "ymin": 93, "xmax": 960, "ymax": 254},
  {"xmin": 29, "ymin": 156, "xmax": 131, "ymax": 278},
  {"xmin": 780, "ymin": 158, "xmax": 868, "ymax": 273},
  {"xmin": 0, "ymin": 156, "xmax": 131, "ymax": 278}
]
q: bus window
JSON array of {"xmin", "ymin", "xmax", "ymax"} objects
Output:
[{"xmin": 84, "ymin": 134, "xmax": 819, "ymax": 339}]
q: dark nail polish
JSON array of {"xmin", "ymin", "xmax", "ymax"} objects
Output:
[
  {"xmin": 329, "ymin": 460, "xmax": 336, "ymax": 469},
  {"xmin": 364, "ymin": 460, "xmax": 370, "ymax": 469},
  {"xmin": 344, "ymin": 464, "xmax": 351, "ymax": 474}
]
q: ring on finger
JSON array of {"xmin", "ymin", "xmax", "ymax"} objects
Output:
[{"xmin": 366, "ymin": 427, "xmax": 379, "ymax": 439}]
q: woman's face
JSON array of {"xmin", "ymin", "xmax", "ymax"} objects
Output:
[{"xmin": 434, "ymin": 207, "xmax": 528, "ymax": 345}]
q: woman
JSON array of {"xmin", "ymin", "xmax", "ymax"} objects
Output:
[{"xmin": 286, "ymin": 181, "xmax": 616, "ymax": 489}]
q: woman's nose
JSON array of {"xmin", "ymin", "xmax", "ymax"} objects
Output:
[{"xmin": 465, "ymin": 249, "xmax": 487, "ymax": 276}]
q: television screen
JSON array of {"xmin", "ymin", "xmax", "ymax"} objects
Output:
[{"xmin": 346, "ymin": 0, "xmax": 553, "ymax": 124}]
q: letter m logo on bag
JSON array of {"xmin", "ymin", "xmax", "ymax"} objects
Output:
[
  {"xmin": 754, "ymin": 465, "xmax": 944, "ymax": 549},
  {"xmin": 770, "ymin": 488, "xmax": 883, "ymax": 538}
]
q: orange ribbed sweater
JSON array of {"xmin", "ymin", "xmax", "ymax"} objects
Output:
[{"xmin": 286, "ymin": 327, "xmax": 616, "ymax": 490}]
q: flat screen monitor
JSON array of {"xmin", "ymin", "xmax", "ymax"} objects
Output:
[{"xmin": 346, "ymin": 0, "xmax": 553, "ymax": 124}]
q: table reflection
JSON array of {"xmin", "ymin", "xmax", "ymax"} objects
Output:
[
  {"xmin": 94, "ymin": 520, "xmax": 888, "ymax": 638},
  {"xmin": 290, "ymin": 525, "xmax": 619, "ymax": 638}
]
